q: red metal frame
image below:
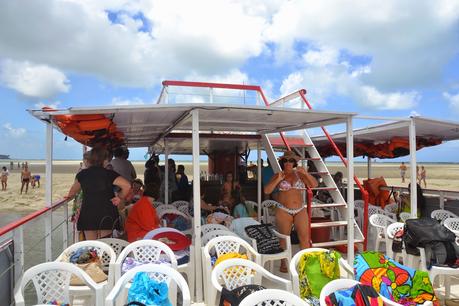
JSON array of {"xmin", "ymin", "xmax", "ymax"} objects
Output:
[
  {"xmin": 298, "ymin": 90, "xmax": 370, "ymax": 249},
  {"xmin": 0, "ymin": 198, "xmax": 68, "ymax": 237}
]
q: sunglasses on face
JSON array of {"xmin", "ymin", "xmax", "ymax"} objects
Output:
[{"xmin": 281, "ymin": 158, "xmax": 296, "ymax": 163}]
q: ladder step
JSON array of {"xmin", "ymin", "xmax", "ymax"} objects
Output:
[
  {"xmin": 300, "ymin": 157, "xmax": 321, "ymax": 161},
  {"xmin": 311, "ymin": 187, "xmax": 337, "ymax": 191},
  {"xmin": 311, "ymin": 221, "xmax": 347, "ymax": 228},
  {"xmin": 308, "ymin": 171, "xmax": 329, "ymax": 176},
  {"xmin": 311, "ymin": 203, "xmax": 346, "ymax": 209},
  {"xmin": 312, "ymin": 239, "xmax": 365, "ymax": 248}
]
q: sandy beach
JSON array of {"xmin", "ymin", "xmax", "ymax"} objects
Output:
[{"xmin": 0, "ymin": 160, "xmax": 459, "ymax": 214}]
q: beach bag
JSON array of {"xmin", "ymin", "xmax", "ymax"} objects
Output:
[
  {"xmin": 245, "ymin": 224, "xmax": 283, "ymax": 254},
  {"xmin": 219, "ymin": 285, "xmax": 266, "ymax": 306},
  {"xmin": 61, "ymin": 247, "xmax": 108, "ymax": 285},
  {"xmin": 127, "ymin": 272, "xmax": 171, "ymax": 306}
]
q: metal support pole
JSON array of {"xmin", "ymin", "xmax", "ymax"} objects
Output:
[
  {"xmin": 13, "ymin": 228, "xmax": 24, "ymax": 283},
  {"xmin": 191, "ymin": 110, "xmax": 203, "ymax": 302},
  {"xmin": 409, "ymin": 118, "xmax": 417, "ymax": 217},
  {"xmin": 45, "ymin": 122, "xmax": 53, "ymax": 261},
  {"xmin": 209, "ymin": 88, "xmax": 214, "ymax": 104},
  {"xmin": 367, "ymin": 157, "xmax": 372, "ymax": 179},
  {"xmin": 439, "ymin": 192, "xmax": 445, "ymax": 210},
  {"xmin": 165, "ymin": 142, "xmax": 169, "ymax": 205},
  {"xmin": 346, "ymin": 117, "xmax": 355, "ymax": 265},
  {"xmin": 257, "ymin": 142, "xmax": 262, "ymax": 221}
]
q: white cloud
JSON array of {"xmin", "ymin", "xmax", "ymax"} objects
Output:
[
  {"xmin": 0, "ymin": 0, "xmax": 267, "ymax": 87},
  {"xmin": 111, "ymin": 97, "xmax": 146, "ymax": 105},
  {"xmin": 0, "ymin": 60, "xmax": 70, "ymax": 98},
  {"xmin": 267, "ymin": 0, "xmax": 459, "ymax": 90},
  {"xmin": 34, "ymin": 101, "xmax": 61, "ymax": 109},
  {"xmin": 279, "ymin": 45, "xmax": 420, "ymax": 110},
  {"xmin": 3, "ymin": 123, "xmax": 26, "ymax": 137},
  {"xmin": 410, "ymin": 110, "xmax": 421, "ymax": 117},
  {"xmin": 443, "ymin": 92, "xmax": 459, "ymax": 112}
]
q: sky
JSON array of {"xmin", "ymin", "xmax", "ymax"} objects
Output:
[{"xmin": 1, "ymin": 0, "xmax": 459, "ymax": 162}]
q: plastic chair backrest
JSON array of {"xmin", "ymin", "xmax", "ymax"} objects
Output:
[
  {"xmin": 15, "ymin": 262, "xmax": 102, "ymax": 306},
  {"xmin": 384, "ymin": 203, "xmax": 398, "ymax": 214},
  {"xmin": 443, "ymin": 217, "xmax": 459, "ymax": 236},
  {"xmin": 201, "ymin": 223, "xmax": 230, "ymax": 235},
  {"xmin": 369, "ymin": 214, "xmax": 395, "ymax": 235},
  {"xmin": 115, "ymin": 239, "xmax": 177, "ymax": 281},
  {"xmin": 211, "ymin": 258, "xmax": 290, "ymax": 292},
  {"xmin": 158, "ymin": 208, "xmax": 192, "ymax": 220},
  {"xmin": 171, "ymin": 200, "xmax": 189, "ymax": 208},
  {"xmin": 98, "ymin": 238, "xmax": 129, "ymax": 258},
  {"xmin": 240, "ymin": 288, "xmax": 309, "ymax": 306},
  {"xmin": 202, "ymin": 230, "xmax": 238, "ymax": 246},
  {"xmin": 105, "ymin": 263, "xmax": 190, "ymax": 306},
  {"xmin": 399, "ymin": 212, "xmax": 412, "ymax": 222},
  {"xmin": 229, "ymin": 217, "xmax": 260, "ymax": 242},
  {"xmin": 319, "ymin": 279, "xmax": 360, "ymax": 306},
  {"xmin": 204, "ymin": 235, "xmax": 259, "ymax": 260},
  {"xmin": 386, "ymin": 222, "xmax": 405, "ymax": 239},
  {"xmin": 153, "ymin": 201, "xmax": 164, "ymax": 208},
  {"xmin": 431, "ymin": 209, "xmax": 458, "ymax": 223},
  {"xmin": 143, "ymin": 227, "xmax": 183, "ymax": 240}
]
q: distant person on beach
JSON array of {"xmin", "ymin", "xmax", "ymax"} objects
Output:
[
  {"xmin": 65, "ymin": 148, "xmax": 131, "ymax": 240},
  {"xmin": 111, "ymin": 147, "xmax": 137, "ymax": 182},
  {"xmin": 20, "ymin": 165, "xmax": 31, "ymax": 194},
  {"xmin": 17, "ymin": 162, "xmax": 20, "ymax": 169},
  {"xmin": 420, "ymin": 166, "xmax": 427, "ymax": 188},
  {"xmin": 416, "ymin": 165, "xmax": 420, "ymax": 183},
  {"xmin": 1, "ymin": 166, "xmax": 9, "ymax": 190},
  {"xmin": 10, "ymin": 161, "xmax": 13, "ymax": 170},
  {"xmin": 33, "ymin": 174, "xmax": 40, "ymax": 188},
  {"xmin": 399, "ymin": 162, "xmax": 407, "ymax": 183}
]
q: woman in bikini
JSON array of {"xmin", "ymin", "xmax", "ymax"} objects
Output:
[
  {"xmin": 264, "ymin": 151, "xmax": 318, "ymax": 272},
  {"xmin": 20, "ymin": 165, "xmax": 31, "ymax": 194},
  {"xmin": 220, "ymin": 172, "xmax": 241, "ymax": 211}
]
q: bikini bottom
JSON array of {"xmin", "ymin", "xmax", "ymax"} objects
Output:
[{"xmin": 276, "ymin": 203, "xmax": 306, "ymax": 216}]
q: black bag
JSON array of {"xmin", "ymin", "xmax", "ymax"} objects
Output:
[
  {"xmin": 403, "ymin": 217, "xmax": 458, "ymax": 267},
  {"xmin": 245, "ymin": 224, "xmax": 283, "ymax": 254},
  {"xmin": 219, "ymin": 284, "xmax": 266, "ymax": 306},
  {"xmin": 391, "ymin": 228, "xmax": 404, "ymax": 253}
]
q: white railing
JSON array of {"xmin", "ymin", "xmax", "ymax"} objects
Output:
[{"xmin": 0, "ymin": 198, "xmax": 75, "ymax": 305}]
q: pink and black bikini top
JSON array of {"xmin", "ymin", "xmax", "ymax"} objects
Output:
[{"xmin": 278, "ymin": 171, "xmax": 305, "ymax": 191}]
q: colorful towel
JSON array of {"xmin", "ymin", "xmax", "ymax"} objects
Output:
[
  {"xmin": 354, "ymin": 251, "xmax": 439, "ymax": 306},
  {"xmin": 298, "ymin": 250, "xmax": 341, "ymax": 299}
]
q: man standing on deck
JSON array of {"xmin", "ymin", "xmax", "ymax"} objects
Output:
[
  {"xmin": 111, "ymin": 147, "xmax": 137, "ymax": 183},
  {"xmin": 399, "ymin": 162, "xmax": 407, "ymax": 183}
]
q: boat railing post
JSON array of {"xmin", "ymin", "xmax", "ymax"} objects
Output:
[
  {"xmin": 439, "ymin": 191, "xmax": 445, "ymax": 210},
  {"xmin": 13, "ymin": 227, "xmax": 24, "ymax": 283},
  {"xmin": 209, "ymin": 88, "xmax": 213, "ymax": 104},
  {"xmin": 257, "ymin": 141, "xmax": 262, "ymax": 220},
  {"xmin": 346, "ymin": 116, "xmax": 355, "ymax": 265},
  {"xmin": 45, "ymin": 121, "xmax": 53, "ymax": 262},
  {"xmin": 165, "ymin": 141, "xmax": 169, "ymax": 205},
  {"xmin": 63, "ymin": 200, "xmax": 69, "ymax": 250},
  {"xmin": 409, "ymin": 117, "xmax": 417, "ymax": 218}
]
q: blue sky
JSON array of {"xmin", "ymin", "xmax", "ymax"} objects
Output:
[{"xmin": 1, "ymin": 0, "xmax": 459, "ymax": 162}]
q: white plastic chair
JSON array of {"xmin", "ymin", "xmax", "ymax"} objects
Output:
[
  {"xmin": 245, "ymin": 200, "xmax": 258, "ymax": 216},
  {"xmin": 202, "ymin": 230, "xmax": 239, "ymax": 246},
  {"xmin": 142, "ymin": 227, "xmax": 195, "ymax": 301},
  {"xmin": 369, "ymin": 213, "xmax": 396, "ymax": 254},
  {"xmin": 229, "ymin": 217, "xmax": 260, "ymax": 243},
  {"xmin": 386, "ymin": 222, "xmax": 406, "ymax": 262},
  {"xmin": 155, "ymin": 204, "xmax": 180, "ymax": 215},
  {"xmin": 289, "ymin": 248, "xmax": 354, "ymax": 297},
  {"xmin": 431, "ymin": 209, "xmax": 458, "ymax": 224},
  {"xmin": 202, "ymin": 235, "xmax": 261, "ymax": 305},
  {"xmin": 211, "ymin": 258, "xmax": 292, "ymax": 306},
  {"xmin": 105, "ymin": 264, "xmax": 191, "ymax": 306},
  {"xmin": 260, "ymin": 200, "xmax": 279, "ymax": 224},
  {"xmin": 201, "ymin": 223, "xmax": 230, "ymax": 235},
  {"xmin": 399, "ymin": 212, "xmax": 412, "ymax": 222},
  {"xmin": 177, "ymin": 204, "xmax": 191, "ymax": 215},
  {"xmin": 369, "ymin": 204, "xmax": 396, "ymax": 220},
  {"xmin": 55, "ymin": 240, "xmax": 116, "ymax": 298},
  {"xmin": 15, "ymin": 262, "xmax": 104, "ymax": 306},
  {"xmin": 114, "ymin": 239, "xmax": 178, "ymax": 305},
  {"xmin": 418, "ymin": 246, "xmax": 459, "ymax": 302},
  {"xmin": 444, "ymin": 217, "xmax": 459, "ymax": 237},
  {"xmin": 240, "ymin": 288, "xmax": 309, "ymax": 306},
  {"xmin": 99, "ymin": 238, "xmax": 129, "ymax": 259},
  {"xmin": 319, "ymin": 279, "xmax": 359, "ymax": 306}
]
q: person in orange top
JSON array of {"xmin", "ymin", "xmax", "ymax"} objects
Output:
[{"xmin": 125, "ymin": 183, "xmax": 160, "ymax": 242}]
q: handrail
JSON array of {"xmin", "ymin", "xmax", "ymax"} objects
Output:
[
  {"xmin": 0, "ymin": 198, "xmax": 69, "ymax": 237},
  {"xmin": 297, "ymin": 90, "xmax": 370, "ymax": 249},
  {"xmin": 162, "ymin": 80, "xmax": 262, "ymax": 91},
  {"xmin": 306, "ymin": 188, "xmax": 314, "ymax": 246}
]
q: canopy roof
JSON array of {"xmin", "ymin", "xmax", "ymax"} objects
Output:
[
  {"xmin": 29, "ymin": 104, "xmax": 355, "ymax": 151},
  {"xmin": 310, "ymin": 117, "xmax": 459, "ymax": 159}
]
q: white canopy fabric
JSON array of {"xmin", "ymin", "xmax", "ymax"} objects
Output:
[{"xmin": 28, "ymin": 103, "xmax": 356, "ymax": 149}]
